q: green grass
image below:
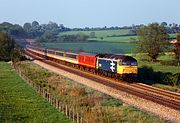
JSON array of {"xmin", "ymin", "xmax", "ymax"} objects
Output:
[
  {"xmin": 60, "ymin": 29, "xmax": 130, "ymax": 38},
  {"xmin": 60, "ymin": 30, "xmax": 176, "ymax": 43},
  {"xmin": 153, "ymin": 84, "xmax": 180, "ymax": 93},
  {"xmin": 43, "ymin": 42, "xmax": 135, "ymax": 54},
  {"xmin": 0, "ymin": 62, "xmax": 73, "ymax": 123},
  {"xmin": 169, "ymin": 34, "xmax": 177, "ymax": 39},
  {"xmin": 60, "ymin": 29, "xmax": 137, "ymax": 43},
  {"xmin": 133, "ymin": 53, "xmax": 180, "ymax": 74},
  {"xmin": 138, "ymin": 61, "xmax": 180, "ymax": 74},
  {"xmin": 91, "ymin": 36, "xmax": 138, "ymax": 43},
  {"xmin": 118, "ymin": 106, "xmax": 164, "ymax": 123},
  {"xmin": 17, "ymin": 61, "xmax": 164, "ymax": 123}
]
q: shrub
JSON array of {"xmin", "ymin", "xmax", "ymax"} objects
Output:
[
  {"xmin": 172, "ymin": 73, "xmax": 180, "ymax": 86},
  {"xmin": 160, "ymin": 60, "xmax": 179, "ymax": 66},
  {"xmin": 138, "ymin": 65, "xmax": 180, "ymax": 86},
  {"xmin": 102, "ymin": 97, "xmax": 122, "ymax": 107}
]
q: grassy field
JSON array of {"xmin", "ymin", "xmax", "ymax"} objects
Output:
[
  {"xmin": 60, "ymin": 30, "xmax": 177, "ymax": 43},
  {"xmin": 43, "ymin": 42, "xmax": 135, "ymax": 54},
  {"xmin": 90, "ymin": 36, "xmax": 137, "ymax": 43},
  {"xmin": 0, "ymin": 62, "xmax": 73, "ymax": 123},
  {"xmin": 60, "ymin": 29, "xmax": 130, "ymax": 38},
  {"xmin": 60, "ymin": 29, "xmax": 137, "ymax": 43},
  {"xmin": 132, "ymin": 53, "xmax": 180, "ymax": 74}
]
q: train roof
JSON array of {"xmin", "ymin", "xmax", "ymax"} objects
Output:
[
  {"xmin": 79, "ymin": 52, "xmax": 97, "ymax": 56},
  {"xmin": 26, "ymin": 45, "xmax": 44, "ymax": 49},
  {"xmin": 97, "ymin": 54, "xmax": 137, "ymax": 61}
]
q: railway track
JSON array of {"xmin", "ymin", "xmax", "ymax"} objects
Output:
[
  {"xmin": 130, "ymin": 83, "xmax": 180, "ymax": 101},
  {"xmin": 24, "ymin": 50, "xmax": 180, "ymax": 111}
]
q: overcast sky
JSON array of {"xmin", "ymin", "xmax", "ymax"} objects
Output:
[{"xmin": 0, "ymin": 0, "xmax": 179, "ymax": 28}]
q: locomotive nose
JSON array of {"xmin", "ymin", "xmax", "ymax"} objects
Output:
[{"xmin": 123, "ymin": 66, "xmax": 138, "ymax": 74}]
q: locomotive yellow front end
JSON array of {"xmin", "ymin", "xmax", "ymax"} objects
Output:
[
  {"xmin": 117, "ymin": 56, "xmax": 138, "ymax": 80},
  {"xmin": 117, "ymin": 65, "xmax": 138, "ymax": 75}
]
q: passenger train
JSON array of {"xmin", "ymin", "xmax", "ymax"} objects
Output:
[{"xmin": 25, "ymin": 45, "xmax": 138, "ymax": 81}]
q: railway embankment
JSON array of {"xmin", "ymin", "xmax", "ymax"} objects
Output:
[
  {"xmin": 31, "ymin": 59, "xmax": 180, "ymax": 123},
  {"xmin": 12, "ymin": 60, "xmax": 165, "ymax": 123}
]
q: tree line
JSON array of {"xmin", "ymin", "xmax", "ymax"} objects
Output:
[
  {"xmin": 0, "ymin": 21, "xmax": 70, "ymax": 38},
  {"xmin": 0, "ymin": 21, "xmax": 90, "ymax": 43},
  {"xmin": 1, "ymin": 21, "xmax": 180, "ymax": 40},
  {"xmin": 130, "ymin": 22, "xmax": 180, "ymax": 37}
]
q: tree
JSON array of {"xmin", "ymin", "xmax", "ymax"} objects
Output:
[
  {"xmin": 32, "ymin": 21, "xmax": 39, "ymax": 28},
  {"xmin": 161, "ymin": 22, "xmax": 167, "ymax": 27},
  {"xmin": 137, "ymin": 23, "xmax": 169, "ymax": 61},
  {"xmin": 174, "ymin": 33, "xmax": 180, "ymax": 65},
  {"xmin": 0, "ymin": 32, "xmax": 15, "ymax": 61},
  {"xmin": 23, "ymin": 23, "xmax": 31, "ymax": 32},
  {"xmin": 0, "ymin": 22, "xmax": 14, "ymax": 33},
  {"xmin": 11, "ymin": 47, "xmax": 25, "ymax": 63},
  {"xmin": 10, "ymin": 24, "xmax": 26, "ymax": 38}
]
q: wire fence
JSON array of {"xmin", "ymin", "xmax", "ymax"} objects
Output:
[
  {"xmin": 13, "ymin": 64, "xmax": 84, "ymax": 123},
  {"xmin": 12, "ymin": 63, "xmax": 124, "ymax": 123}
]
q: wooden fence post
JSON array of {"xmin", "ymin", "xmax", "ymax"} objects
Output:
[
  {"xmin": 80, "ymin": 114, "xmax": 83, "ymax": 123},
  {"xmin": 50, "ymin": 95, "xmax": 53, "ymax": 105},
  {"xmin": 72, "ymin": 106, "xmax": 75, "ymax": 121},
  {"xmin": 48, "ymin": 93, "xmax": 50, "ymax": 102},
  {"xmin": 65, "ymin": 105, "xmax": 68, "ymax": 116},
  {"xmin": 54, "ymin": 98, "xmax": 56, "ymax": 107},
  {"xmin": 55, "ymin": 98, "xmax": 58, "ymax": 109},
  {"xmin": 68, "ymin": 107, "xmax": 71, "ymax": 119},
  {"xmin": 58, "ymin": 102, "xmax": 61, "ymax": 112},
  {"xmin": 38, "ymin": 85, "xmax": 40, "ymax": 94},
  {"xmin": 50, "ymin": 94, "xmax": 51, "ymax": 104},
  {"xmin": 77, "ymin": 112, "xmax": 79, "ymax": 123}
]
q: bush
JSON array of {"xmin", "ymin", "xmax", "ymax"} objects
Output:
[
  {"xmin": 0, "ymin": 32, "xmax": 15, "ymax": 61},
  {"xmin": 138, "ymin": 65, "xmax": 180, "ymax": 86},
  {"xmin": 102, "ymin": 97, "xmax": 122, "ymax": 107},
  {"xmin": 161, "ymin": 73, "xmax": 180, "ymax": 86},
  {"xmin": 161, "ymin": 72, "xmax": 173, "ymax": 85},
  {"xmin": 138, "ymin": 65, "xmax": 160, "ymax": 83},
  {"xmin": 172, "ymin": 73, "xmax": 180, "ymax": 86},
  {"xmin": 160, "ymin": 60, "xmax": 180, "ymax": 66}
]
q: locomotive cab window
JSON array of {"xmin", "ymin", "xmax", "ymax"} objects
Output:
[
  {"xmin": 121, "ymin": 61, "xmax": 137, "ymax": 66},
  {"xmin": 131, "ymin": 61, "xmax": 138, "ymax": 66}
]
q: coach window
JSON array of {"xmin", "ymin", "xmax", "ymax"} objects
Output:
[
  {"xmin": 66, "ymin": 53, "xmax": 77, "ymax": 59},
  {"xmin": 56, "ymin": 52, "xmax": 63, "ymax": 56}
]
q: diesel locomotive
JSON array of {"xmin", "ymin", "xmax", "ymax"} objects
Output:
[{"xmin": 25, "ymin": 45, "xmax": 138, "ymax": 81}]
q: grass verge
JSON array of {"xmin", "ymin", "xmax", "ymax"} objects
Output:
[
  {"xmin": 0, "ymin": 62, "xmax": 73, "ymax": 123},
  {"xmin": 14, "ymin": 61, "xmax": 164, "ymax": 123}
]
